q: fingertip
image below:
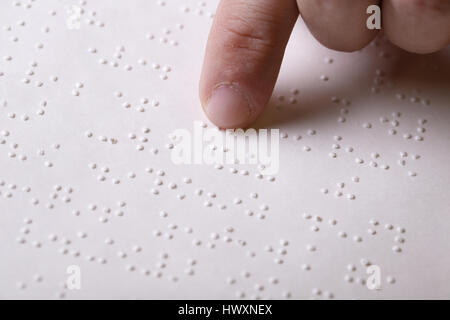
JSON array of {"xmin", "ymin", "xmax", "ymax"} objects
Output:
[{"xmin": 203, "ymin": 83, "xmax": 253, "ymax": 129}]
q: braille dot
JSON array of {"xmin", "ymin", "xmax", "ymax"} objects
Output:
[
  {"xmin": 338, "ymin": 231, "xmax": 347, "ymax": 238},
  {"xmin": 344, "ymin": 275, "xmax": 354, "ymax": 283},
  {"xmin": 396, "ymin": 227, "xmax": 406, "ymax": 234},
  {"xmin": 408, "ymin": 171, "xmax": 417, "ymax": 177},
  {"xmin": 388, "ymin": 129, "xmax": 397, "ymax": 135},
  {"xmin": 347, "ymin": 264, "xmax": 356, "ymax": 272},
  {"xmin": 386, "ymin": 276, "xmax": 396, "ymax": 284}
]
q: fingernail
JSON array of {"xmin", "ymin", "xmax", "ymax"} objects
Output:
[{"xmin": 205, "ymin": 84, "xmax": 251, "ymax": 128}]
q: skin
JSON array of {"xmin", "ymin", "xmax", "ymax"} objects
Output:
[{"xmin": 199, "ymin": 0, "xmax": 450, "ymax": 129}]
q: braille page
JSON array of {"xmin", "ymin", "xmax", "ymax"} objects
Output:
[{"xmin": 0, "ymin": 0, "xmax": 449, "ymax": 299}]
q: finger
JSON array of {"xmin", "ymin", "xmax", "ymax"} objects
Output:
[
  {"xmin": 199, "ymin": 0, "xmax": 299, "ymax": 129},
  {"xmin": 297, "ymin": 0, "xmax": 380, "ymax": 52},
  {"xmin": 383, "ymin": 0, "xmax": 450, "ymax": 54}
]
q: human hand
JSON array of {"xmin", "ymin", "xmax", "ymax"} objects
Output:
[{"xmin": 199, "ymin": 0, "xmax": 450, "ymax": 129}]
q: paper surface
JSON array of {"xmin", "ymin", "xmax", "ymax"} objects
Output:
[{"xmin": 0, "ymin": 0, "xmax": 449, "ymax": 299}]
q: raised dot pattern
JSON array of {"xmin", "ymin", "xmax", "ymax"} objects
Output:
[{"xmin": 0, "ymin": 0, "xmax": 448, "ymax": 300}]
